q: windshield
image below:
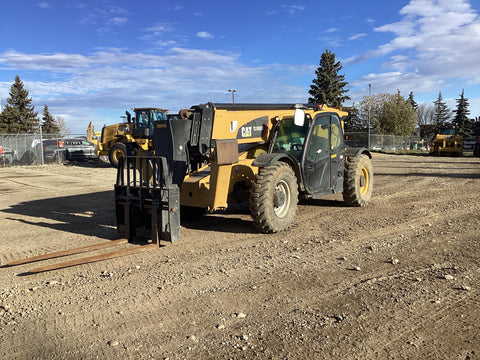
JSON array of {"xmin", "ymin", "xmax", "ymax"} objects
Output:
[
  {"xmin": 272, "ymin": 117, "xmax": 308, "ymax": 159},
  {"xmin": 135, "ymin": 110, "xmax": 167, "ymax": 128}
]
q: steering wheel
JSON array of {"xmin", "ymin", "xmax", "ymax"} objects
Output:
[{"xmin": 291, "ymin": 143, "xmax": 303, "ymax": 151}]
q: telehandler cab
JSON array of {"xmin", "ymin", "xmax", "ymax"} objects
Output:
[{"xmin": 115, "ymin": 103, "xmax": 373, "ymax": 244}]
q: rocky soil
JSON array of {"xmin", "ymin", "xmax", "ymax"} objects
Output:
[{"xmin": 0, "ymin": 153, "xmax": 479, "ymax": 359}]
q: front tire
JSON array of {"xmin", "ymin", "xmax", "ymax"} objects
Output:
[
  {"xmin": 343, "ymin": 154, "xmax": 373, "ymax": 207},
  {"xmin": 250, "ymin": 162, "xmax": 298, "ymax": 233},
  {"xmin": 109, "ymin": 142, "xmax": 127, "ymax": 168}
]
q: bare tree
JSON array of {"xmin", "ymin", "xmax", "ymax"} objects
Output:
[
  {"xmin": 416, "ymin": 103, "xmax": 435, "ymax": 127},
  {"xmin": 55, "ymin": 115, "xmax": 70, "ymax": 136},
  {"xmin": 416, "ymin": 103, "xmax": 436, "ymax": 139}
]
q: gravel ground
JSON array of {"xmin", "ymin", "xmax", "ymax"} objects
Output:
[{"xmin": 0, "ymin": 153, "xmax": 479, "ymax": 359}]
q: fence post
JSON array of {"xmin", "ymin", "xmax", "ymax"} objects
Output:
[{"xmin": 39, "ymin": 127, "xmax": 44, "ymax": 165}]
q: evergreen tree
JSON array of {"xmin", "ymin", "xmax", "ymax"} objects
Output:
[
  {"xmin": 473, "ymin": 117, "xmax": 480, "ymax": 137},
  {"xmin": 308, "ymin": 49, "xmax": 350, "ymax": 107},
  {"xmin": 453, "ymin": 89, "xmax": 472, "ymax": 137},
  {"xmin": 41, "ymin": 105, "xmax": 60, "ymax": 135},
  {"xmin": 0, "ymin": 76, "xmax": 39, "ymax": 133},
  {"xmin": 343, "ymin": 104, "xmax": 366, "ymax": 132},
  {"xmin": 407, "ymin": 92, "xmax": 418, "ymax": 111},
  {"xmin": 432, "ymin": 92, "xmax": 451, "ymax": 134}
]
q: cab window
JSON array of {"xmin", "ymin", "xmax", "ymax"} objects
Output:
[
  {"xmin": 306, "ymin": 115, "xmax": 329, "ymax": 162},
  {"xmin": 273, "ymin": 117, "xmax": 308, "ymax": 159},
  {"xmin": 330, "ymin": 115, "xmax": 343, "ymax": 152}
]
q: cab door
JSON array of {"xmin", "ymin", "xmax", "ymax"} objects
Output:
[{"xmin": 302, "ymin": 113, "xmax": 344, "ymax": 196}]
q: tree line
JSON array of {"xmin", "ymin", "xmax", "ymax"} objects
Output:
[
  {"xmin": 308, "ymin": 50, "xmax": 479, "ymax": 139},
  {"xmin": 0, "ymin": 76, "xmax": 67, "ymax": 135}
]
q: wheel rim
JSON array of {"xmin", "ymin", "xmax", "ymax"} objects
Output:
[
  {"xmin": 113, "ymin": 149, "xmax": 124, "ymax": 162},
  {"xmin": 273, "ymin": 179, "xmax": 291, "ymax": 218},
  {"xmin": 359, "ymin": 166, "xmax": 369, "ymax": 196}
]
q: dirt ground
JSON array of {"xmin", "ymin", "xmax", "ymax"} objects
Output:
[{"xmin": 0, "ymin": 153, "xmax": 479, "ymax": 360}]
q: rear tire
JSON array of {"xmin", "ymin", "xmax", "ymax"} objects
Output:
[
  {"xmin": 343, "ymin": 154, "xmax": 373, "ymax": 207},
  {"xmin": 109, "ymin": 143, "xmax": 126, "ymax": 168},
  {"xmin": 250, "ymin": 162, "xmax": 298, "ymax": 233}
]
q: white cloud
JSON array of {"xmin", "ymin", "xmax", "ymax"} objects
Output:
[
  {"xmin": 281, "ymin": 4, "xmax": 306, "ymax": 14},
  {"xmin": 139, "ymin": 23, "xmax": 177, "ymax": 43},
  {"xmin": 168, "ymin": 5, "xmax": 183, "ymax": 11},
  {"xmin": 346, "ymin": 0, "xmax": 480, "ymax": 102},
  {"xmin": 142, "ymin": 23, "xmax": 172, "ymax": 34},
  {"xmin": 110, "ymin": 17, "xmax": 128, "ymax": 26},
  {"xmin": 348, "ymin": 33, "xmax": 367, "ymax": 41},
  {"xmin": 37, "ymin": 2, "xmax": 51, "ymax": 9},
  {"xmin": 196, "ymin": 31, "xmax": 214, "ymax": 39},
  {"xmin": 156, "ymin": 40, "xmax": 178, "ymax": 48},
  {"xmin": 326, "ymin": 28, "xmax": 339, "ymax": 33},
  {"xmin": 0, "ymin": 50, "xmax": 91, "ymax": 71},
  {"xmin": 267, "ymin": 4, "xmax": 306, "ymax": 16},
  {"xmin": 78, "ymin": 5, "xmax": 130, "ymax": 32},
  {"xmin": 0, "ymin": 48, "xmax": 311, "ymax": 133}
]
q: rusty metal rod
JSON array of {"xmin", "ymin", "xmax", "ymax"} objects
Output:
[
  {"xmin": 6, "ymin": 239, "xmax": 128, "ymax": 266},
  {"xmin": 27, "ymin": 243, "xmax": 158, "ymax": 274}
]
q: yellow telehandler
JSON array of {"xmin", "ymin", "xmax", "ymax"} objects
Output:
[
  {"xmin": 115, "ymin": 103, "xmax": 373, "ymax": 243},
  {"xmin": 6, "ymin": 102, "xmax": 374, "ymax": 273}
]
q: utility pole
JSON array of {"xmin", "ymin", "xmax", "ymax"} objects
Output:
[
  {"xmin": 228, "ymin": 89, "xmax": 237, "ymax": 104},
  {"xmin": 368, "ymin": 84, "xmax": 371, "ymax": 150}
]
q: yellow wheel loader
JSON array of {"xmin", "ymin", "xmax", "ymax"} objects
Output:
[
  {"xmin": 429, "ymin": 129, "xmax": 463, "ymax": 157},
  {"xmin": 96, "ymin": 108, "xmax": 169, "ymax": 167},
  {"xmin": 114, "ymin": 103, "xmax": 373, "ymax": 244}
]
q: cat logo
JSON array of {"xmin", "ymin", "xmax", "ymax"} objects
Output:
[{"xmin": 241, "ymin": 126, "xmax": 252, "ymax": 137}]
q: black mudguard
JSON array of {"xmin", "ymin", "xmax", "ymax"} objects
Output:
[
  {"xmin": 252, "ymin": 153, "xmax": 304, "ymax": 191},
  {"xmin": 345, "ymin": 147, "xmax": 372, "ymax": 159},
  {"xmin": 252, "ymin": 152, "xmax": 293, "ymax": 168}
]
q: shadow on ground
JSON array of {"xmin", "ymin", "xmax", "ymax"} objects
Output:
[{"xmin": 1, "ymin": 191, "xmax": 119, "ymax": 239}]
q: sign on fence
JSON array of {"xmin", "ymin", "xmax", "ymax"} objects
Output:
[{"xmin": 462, "ymin": 138, "xmax": 477, "ymax": 151}]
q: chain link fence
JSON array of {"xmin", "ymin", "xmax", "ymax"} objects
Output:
[
  {"xmin": 345, "ymin": 132, "xmax": 429, "ymax": 151},
  {"xmin": 0, "ymin": 132, "xmax": 89, "ymax": 167},
  {"xmin": 0, "ymin": 131, "xmax": 437, "ymax": 167}
]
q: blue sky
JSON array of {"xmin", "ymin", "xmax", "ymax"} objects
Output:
[{"xmin": 1, "ymin": 0, "xmax": 480, "ymax": 134}]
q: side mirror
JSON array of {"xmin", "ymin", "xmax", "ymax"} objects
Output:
[
  {"xmin": 294, "ymin": 109, "xmax": 305, "ymax": 126},
  {"xmin": 126, "ymin": 111, "xmax": 132, "ymax": 124}
]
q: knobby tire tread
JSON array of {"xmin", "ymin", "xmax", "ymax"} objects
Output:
[
  {"xmin": 250, "ymin": 162, "xmax": 298, "ymax": 233},
  {"xmin": 343, "ymin": 154, "xmax": 373, "ymax": 207}
]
